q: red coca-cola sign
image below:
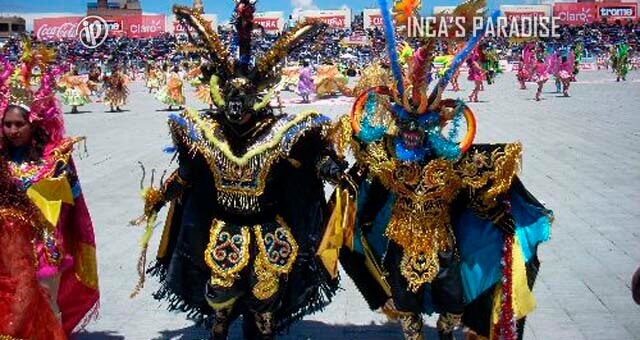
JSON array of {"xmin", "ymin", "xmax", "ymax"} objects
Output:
[
  {"xmin": 554, "ymin": 3, "xmax": 597, "ymax": 25},
  {"xmin": 254, "ymin": 17, "xmax": 280, "ymax": 31},
  {"xmin": 308, "ymin": 15, "xmax": 346, "ymax": 28},
  {"xmin": 35, "ymin": 16, "xmax": 83, "ymax": 41}
]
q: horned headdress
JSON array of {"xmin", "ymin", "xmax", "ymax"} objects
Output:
[{"xmin": 173, "ymin": 0, "xmax": 326, "ymax": 113}]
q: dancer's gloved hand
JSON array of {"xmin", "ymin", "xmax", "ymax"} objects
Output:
[{"xmin": 316, "ymin": 153, "xmax": 348, "ymax": 185}]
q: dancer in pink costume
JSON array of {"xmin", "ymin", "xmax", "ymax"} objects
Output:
[
  {"xmin": 467, "ymin": 48, "xmax": 485, "ymax": 102},
  {"xmin": 0, "ymin": 47, "xmax": 99, "ymax": 336},
  {"xmin": 517, "ymin": 43, "xmax": 534, "ymax": 90},
  {"xmin": 557, "ymin": 51, "xmax": 575, "ymax": 97},
  {"xmin": 531, "ymin": 55, "xmax": 549, "ymax": 101}
]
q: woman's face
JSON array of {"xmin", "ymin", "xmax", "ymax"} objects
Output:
[{"xmin": 2, "ymin": 107, "xmax": 33, "ymax": 148}]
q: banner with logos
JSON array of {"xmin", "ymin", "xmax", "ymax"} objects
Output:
[
  {"xmin": 34, "ymin": 16, "xmax": 83, "ymax": 41},
  {"xmin": 363, "ymin": 8, "xmax": 383, "ymax": 30},
  {"xmin": 341, "ymin": 32, "xmax": 369, "ymax": 46},
  {"xmin": 500, "ymin": 5, "xmax": 552, "ymax": 21},
  {"xmin": 34, "ymin": 15, "xmax": 166, "ymax": 41},
  {"xmin": 298, "ymin": 9, "xmax": 352, "ymax": 29},
  {"xmin": 124, "ymin": 14, "xmax": 166, "ymax": 38},
  {"xmin": 554, "ymin": 3, "xmax": 597, "ymax": 26},
  {"xmin": 596, "ymin": 2, "xmax": 637, "ymax": 22},
  {"xmin": 254, "ymin": 11, "xmax": 284, "ymax": 33}
]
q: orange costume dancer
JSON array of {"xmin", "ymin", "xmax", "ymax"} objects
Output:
[
  {"xmin": 187, "ymin": 64, "xmax": 213, "ymax": 109},
  {"xmin": 58, "ymin": 70, "xmax": 91, "ymax": 114},
  {"xmin": 103, "ymin": 65, "xmax": 130, "ymax": 112},
  {"xmin": 0, "ymin": 157, "xmax": 67, "ymax": 340},
  {"xmin": 155, "ymin": 66, "xmax": 185, "ymax": 110}
]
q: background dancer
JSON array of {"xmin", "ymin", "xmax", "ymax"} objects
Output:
[
  {"xmin": 467, "ymin": 48, "xmax": 485, "ymax": 102},
  {"xmin": 297, "ymin": 60, "xmax": 315, "ymax": 103},
  {"xmin": 155, "ymin": 65, "xmax": 185, "ymax": 110},
  {"xmin": 103, "ymin": 64, "xmax": 129, "ymax": 112},
  {"xmin": 59, "ymin": 68, "xmax": 91, "ymax": 114},
  {"xmin": 532, "ymin": 55, "xmax": 549, "ymax": 101}
]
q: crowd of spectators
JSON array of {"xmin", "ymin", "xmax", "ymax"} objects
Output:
[{"xmin": 1, "ymin": 20, "xmax": 639, "ymax": 73}]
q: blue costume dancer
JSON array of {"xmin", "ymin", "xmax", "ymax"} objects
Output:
[{"xmin": 332, "ymin": 1, "xmax": 553, "ymax": 339}]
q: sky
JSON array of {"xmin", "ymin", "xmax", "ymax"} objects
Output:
[{"xmin": 0, "ymin": 0, "xmax": 539, "ymax": 19}]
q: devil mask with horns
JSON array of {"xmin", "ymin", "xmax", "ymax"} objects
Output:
[
  {"xmin": 173, "ymin": 0, "xmax": 326, "ymax": 125},
  {"xmin": 348, "ymin": 0, "xmax": 496, "ymax": 163}
]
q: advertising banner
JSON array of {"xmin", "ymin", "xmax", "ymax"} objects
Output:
[
  {"xmin": 553, "ymin": 3, "xmax": 597, "ymax": 26},
  {"xmin": 34, "ymin": 16, "xmax": 82, "ymax": 41},
  {"xmin": 299, "ymin": 9, "xmax": 352, "ymax": 28},
  {"xmin": 171, "ymin": 13, "xmax": 217, "ymax": 35},
  {"xmin": 500, "ymin": 5, "xmax": 552, "ymax": 21},
  {"xmin": 363, "ymin": 8, "xmax": 383, "ymax": 30},
  {"xmin": 124, "ymin": 14, "xmax": 166, "ymax": 38},
  {"xmin": 35, "ymin": 15, "xmax": 166, "ymax": 40},
  {"xmin": 596, "ymin": 3, "xmax": 637, "ymax": 22},
  {"xmin": 254, "ymin": 11, "xmax": 284, "ymax": 32}
]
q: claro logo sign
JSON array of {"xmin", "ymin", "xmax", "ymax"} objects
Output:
[{"xmin": 599, "ymin": 6, "xmax": 636, "ymax": 18}]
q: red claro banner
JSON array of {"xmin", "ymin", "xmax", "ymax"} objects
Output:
[
  {"xmin": 553, "ymin": 3, "xmax": 597, "ymax": 26},
  {"xmin": 34, "ymin": 15, "xmax": 166, "ymax": 41},
  {"xmin": 124, "ymin": 15, "xmax": 166, "ymax": 38}
]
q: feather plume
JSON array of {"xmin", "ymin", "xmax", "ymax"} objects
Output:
[{"xmin": 378, "ymin": 0, "xmax": 405, "ymax": 97}]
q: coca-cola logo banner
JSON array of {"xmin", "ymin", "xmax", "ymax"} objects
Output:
[
  {"xmin": 35, "ymin": 16, "xmax": 83, "ymax": 41},
  {"xmin": 35, "ymin": 15, "xmax": 166, "ymax": 41}
]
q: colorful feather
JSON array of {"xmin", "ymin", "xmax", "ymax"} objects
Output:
[{"xmin": 378, "ymin": 0, "xmax": 405, "ymax": 97}]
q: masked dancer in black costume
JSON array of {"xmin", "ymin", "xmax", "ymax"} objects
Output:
[{"xmin": 130, "ymin": 2, "xmax": 346, "ymax": 339}]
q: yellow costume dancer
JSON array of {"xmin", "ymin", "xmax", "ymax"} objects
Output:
[
  {"xmin": 58, "ymin": 70, "xmax": 91, "ymax": 114},
  {"xmin": 155, "ymin": 67, "xmax": 185, "ymax": 110}
]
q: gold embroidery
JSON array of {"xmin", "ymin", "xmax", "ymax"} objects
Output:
[
  {"xmin": 204, "ymin": 220, "xmax": 250, "ymax": 288},
  {"xmin": 252, "ymin": 217, "xmax": 299, "ymax": 300},
  {"xmin": 355, "ymin": 140, "xmax": 522, "ymax": 291},
  {"xmin": 459, "ymin": 143, "xmax": 522, "ymax": 209},
  {"xmin": 73, "ymin": 242, "xmax": 99, "ymax": 290},
  {"xmin": 400, "ymin": 251, "xmax": 440, "ymax": 293},
  {"xmin": 252, "ymin": 254, "xmax": 280, "ymax": 300}
]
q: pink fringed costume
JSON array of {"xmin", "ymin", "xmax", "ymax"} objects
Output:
[{"xmin": 0, "ymin": 45, "xmax": 99, "ymax": 335}]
